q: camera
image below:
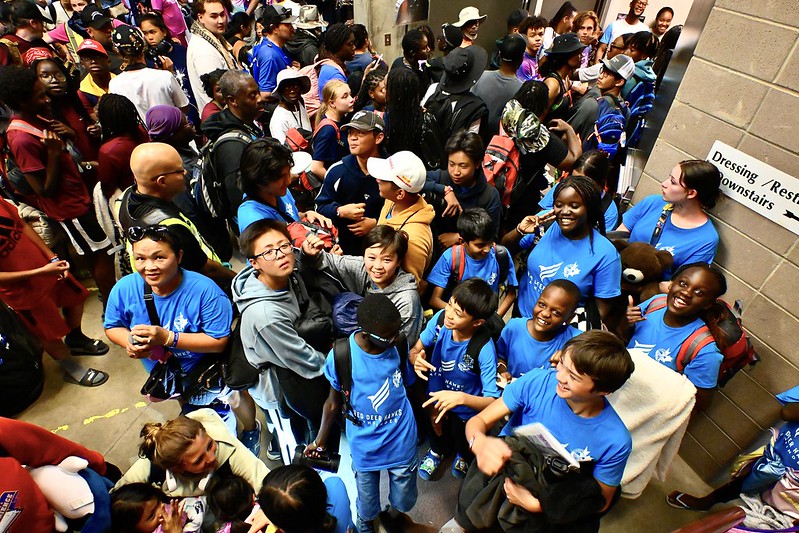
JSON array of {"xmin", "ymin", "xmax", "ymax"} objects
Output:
[
  {"xmin": 291, "ymin": 445, "xmax": 341, "ymax": 473},
  {"xmin": 145, "ymin": 39, "xmax": 172, "ymax": 68}
]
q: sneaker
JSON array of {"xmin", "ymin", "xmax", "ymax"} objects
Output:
[
  {"xmin": 266, "ymin": 432, "xmax": 281, "ymax": 462},
  {"xmin": 239, "ymin": 420, "xmax": 261, "ymax": 457},
  {"xmin": 418, "ymin": 449, "xmax": 442, "ymax": 480},
  {"xmin": 451, "ymin": 453, "xmax": 469, "ymax": 479}
]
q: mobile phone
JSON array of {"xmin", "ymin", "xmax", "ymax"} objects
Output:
[{"xmin": 129, "ymin": 333, "xmax": 145, "ymax": 346}]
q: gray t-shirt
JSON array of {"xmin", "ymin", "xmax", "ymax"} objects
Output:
[{"xmin": 471, "ymin": 70, "xmax": 523, "ymax": 137}]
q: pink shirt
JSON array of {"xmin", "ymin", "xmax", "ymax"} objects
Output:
[{"xmin": 151, "ymin": 0, "xmax": 188, "ymax": 42}]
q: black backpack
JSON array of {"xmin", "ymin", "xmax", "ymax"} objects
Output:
[
  {"xmin": 0, "ymin": 302, "xmax": 45, "ymax": 416},
  {"xmin": 333, "ymin": 334, "xmax": 409, "ymax": 427},
  {"xmin": 191, "ymin": 130, "xmax": 253, "ymax": 220}
]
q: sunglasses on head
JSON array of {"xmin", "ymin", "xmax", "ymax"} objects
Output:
[{"xmin": 127, "ymin": 225, "xmax": 172, "ymax": 243}]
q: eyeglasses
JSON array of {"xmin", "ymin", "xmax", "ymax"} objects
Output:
[
  {"xmin": 160, "ymin": 168, "xmax": 187, "ymax": 178},
  {"xmin": 128, "ymin": 225, "xmax": 172, "ymax": 243},
  {"xmin": 364, "ymin": 331, "xmax": 398, "ymax": 346},
  {"xmin": 609, "ymin": 44, "xmax": 626, "ymax": 51},
  {"xmin": 251, "ymin": 242, "xmax": 293, "ymax": 261}
]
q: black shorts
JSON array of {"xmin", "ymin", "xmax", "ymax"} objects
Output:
[{"xmin": 59, "ymin": 205, "xmax": 111, "ymax": 255}]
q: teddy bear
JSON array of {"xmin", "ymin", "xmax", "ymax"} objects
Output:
[{"xmin": 613, "ymin": 241, "xmax": 674, "ymax": 304}]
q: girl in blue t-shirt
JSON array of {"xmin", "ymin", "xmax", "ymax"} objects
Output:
[
  {"xmin": 538, "ymin": 150, "xmax": 620, "ymax": 232},
  {"xmin": 617, "ymin": 159, "xmax": 721, "ymax": 279},
  {"xmin": 104, "ymin": 226, "xmax": 233, "ymax": 415},
  {"xmin": 310, "ymin": 80, "xmax": 354, "ymax": 180},
  {"xmin": 625, "ymin": 262, "xmax": 728, "ymax": 410},
  {"xmin": 237, "ymin": 138, "xmax": 332, "ymax": 233},
  {"xmin": 256, "ymin": 465, "xmax": 354, "ymax": 533},
  {"xmin": 503, "ymin": 175, "xmax": 622, "ymax": 330}
]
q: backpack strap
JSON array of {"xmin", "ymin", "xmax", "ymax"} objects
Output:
[
  {"xmin": 332, "ymin": 337, "xmax": 360, "ymax": 426},
  {"xmin": 644, "ymin": 295, "xmax": 668, "ymax": 316},
  {"xmin": 143, "ymin": 284, "xmax": 161, "ymax": 327},
  {"xmin": 313, "ymin": 117, "xmax": 340, "ymax": 142},
  {"xmin": 675, "ymin": 325, "xmax": 715, "ymax": 373},
  {"xmin": 495, "ymin": 244, "xmax": 510, "ymax": 288},
  {"xmin": 444, "ymin": 244, "xmax": 465, "ymax": 300},
  {"xmin": 288, "ymin": 272, "xmax": 310, "ymax": 314},
  {"xmin": 650, "ymin": 203, "xmax": 674, "ymax": 246},
  {"xmin": 466, "ymin": 326, "xmax": 493, "ymax": 374}
]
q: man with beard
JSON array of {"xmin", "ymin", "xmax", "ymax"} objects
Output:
[
  {"xmin": 451, "ymin": 6, "xmax": 486, "ymax": 49},
  {"xmin": 595, "ymin": 0, "xmax": 649, "ymax": 62}
]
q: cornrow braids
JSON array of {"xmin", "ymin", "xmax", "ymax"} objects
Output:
[
  {"xmin": 97, "ymin": 93, "xmax": 141, "ymax": 140},
  {"xmin": 354, "ymin": 67, "xmax": 386, "ymax": 113}
]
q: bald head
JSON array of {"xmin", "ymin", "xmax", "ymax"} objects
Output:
[{"xmin": 131, "ymin": 142, "xmax": 186, "ymax": 198}]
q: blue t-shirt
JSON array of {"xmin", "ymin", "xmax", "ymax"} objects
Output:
[
  {"xmin": 426, "ymin": 245, "xmax": 518, "ymax": 297},
  {"xmin": 317, "ymin": 64, "xmax": 347, "ymax": 100},
  {"xmin": 103, "ymin": 270, "xmax": 233, "ymax": 373},
  {"xmin": 517, "ymin": 225, "xmax": 621, "ymax": 317},
  {"xmin": 774, "ymin": 385, "xmax": 799, "ymax": 470},
  {"xmin": 627, "ymin": 295, "xmax": 723, "ymax": 389},
  {"xmin": 324, "ymin": 476, "xmax": 354, "ymax": 533},
  {"xmin": 323, "ymin": 335, "xmax": 417, "ymax": 472},
  {"xmin": 251, "ymin": 38, "xmax": 291, "ymax": 93},
  {"xmin": 497, "ymin": 318, "xmax": 580, "ymax": 377},
  {"xmin": 622, "ymin": 194, "xmax": 719, "ymax": 278},
  {"xmin": 538, "ymin": 188, "xmax": 620, "ymax": 234},
  {"xmin": 501, "ymin": 369, "xmax": 631, "ymax": 486},
  {"xmin": 419, "ymin": 310, "xmax": 501, "ymax": 420},
  {"xmin": 237, "ymin": 194, "xmax": 299, "ymax": 233},
  {"xmin": 312, "ymin": 120, "xmax": 346, "ymax": 165}
]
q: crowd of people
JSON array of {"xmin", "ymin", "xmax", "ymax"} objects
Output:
[{"xmin": 1, "ymin": 0, "xmax": 795, "ymax": 532}]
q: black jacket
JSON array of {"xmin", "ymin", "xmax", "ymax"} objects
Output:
[
  {"xmin": 456, "ymin": 436, "xmax": 606, "ymax": 533},
  {"xmin": 285, "ymin": 29, "xmax": 321, "ymax": 67}
]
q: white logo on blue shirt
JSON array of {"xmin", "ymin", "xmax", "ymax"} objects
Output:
[
  {"xmin": 654, "ymin": 348, "xmax": 673, "ymax": 364},
  {"xmin": 368, "ymin": 377, "xmax": 391, "ymax": 413},
  {"xmin": 173, "ymin": 313, "xmax": 189, "ymax": 332},
  {"xmin": 539, "ymin": 262, "xmax": 564, "ymax": 280},
  {"xmin": 392, "ymin": 369, "xmax": 402, "ymax": 388},
  {"xmin": 440, "ymin": 360, "xmax": 456, "ymax": 372},
  {"xmin": 571, "ymin": 446, "xmax": 593, "ymax": 462},
  {"xmin": 458, "ymin": 354, "xmax": 474, "ymax": 373},
  {"xmin": 633, "ymin": 341, "xmax": 655, "ymax": 356},
  {"xmin": 563, "ymin": 262, "xmax": 581, "ymax": 278},
  {"xmin": 657, "ymin": 245, "xmax": 675, "ymax": 255}
]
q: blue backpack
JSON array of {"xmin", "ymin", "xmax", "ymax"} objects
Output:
[
  {"xmin": 583, "ymin": 94, "xmax": 630, "ymax": 159},
  {"xmin": 624, "ymin": 74, "xmax": 657, "ymax": 148}
]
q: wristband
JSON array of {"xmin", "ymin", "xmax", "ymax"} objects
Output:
[
  {"xmin": 163, "ymin": 331, "xmax": 174, "ymax": 347},
  {"xmin": 497, "ymin": 361, "xmax": 507, "ymax": 370},
  {"xmin": 49, "ymin": 256, "xmax": 60, "ymax": 263},
  {"xmin": 171, "ymin": 331, "xmax": 180, "ymax": 348},
  {"xmin": 444, "ymin": 186, "xmax": 454, "ymax": 196},
  {"xmin": 516, "ymin": 224, "xmax": 525, "ymax": 236}
]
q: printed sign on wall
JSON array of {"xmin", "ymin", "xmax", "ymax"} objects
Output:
[{"xmin": 707, "ymin": 141, "xmax": 799, "ymax": 236}]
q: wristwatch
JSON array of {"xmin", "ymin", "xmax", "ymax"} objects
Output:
[{"xmin": 444, "ymin": 185, "xmax": 454, "ymax": 196}]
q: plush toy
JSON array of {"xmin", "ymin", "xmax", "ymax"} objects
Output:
[
  {"xmin": 27, "ymin": 456, "xmax": 95, "ymax": 532},
  {"xmin": 613, "ymin": 241, "xmax": 674, "ymax": 304}
]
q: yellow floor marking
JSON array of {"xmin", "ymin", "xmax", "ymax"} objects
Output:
[
  {"xmin": 50, "ymin": 401, "xmax": 150, "ymax": 432},
  {"xmin": 52, "ymin": 425, "xmax": 69, "ymax": 434}
]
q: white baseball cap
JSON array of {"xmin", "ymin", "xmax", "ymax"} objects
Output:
[
  {"xmin": 291, "ymin": 151, "xmax": 312, "ymax": 175},
  {"xmin": 367, "ymin": 151, "xmax": 426, "ymax": 194}
]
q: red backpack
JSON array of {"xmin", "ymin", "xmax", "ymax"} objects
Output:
[
  {"xmin": 645, "ymin": 296, "xmax": 759, "ymax": 387},
  {"xmin": 482, "ymin": 134, "xmax": 521, "ymax": 208}
]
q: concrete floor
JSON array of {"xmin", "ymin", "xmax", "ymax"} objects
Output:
[{"xmin": 15, "ymin": 286, "xmax": 719, "ymax": 532}]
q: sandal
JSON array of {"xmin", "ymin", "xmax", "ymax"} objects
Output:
[
  {"xmin": 64, "ymin": 368, "xmax": 109, "ymax": 387},
  {"xmin": 666, "ymin": 491, "xmax": 707, "ymax": 511},
  {"xmin": 67, "ymin": 338, "xmax": 110, "ymax": 356}
]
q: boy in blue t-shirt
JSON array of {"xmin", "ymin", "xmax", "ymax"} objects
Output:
[
  {"xmin": 497, "ymin": 279, "xmax": 582, "ymax": 379},
  {"xmin": 309, "ymin": 294, "xmax": 418, "ymax": 533},
  {"xmin": 465, "ymin": 331, "xmax": 634, "ymax": 518},
  {"xmin": 413, "ymin": 279, "xmax": 501, "ymax": 480},
  {"xmin": 427, "ymin": 208, "xmax": 518, "ymax": 317}
]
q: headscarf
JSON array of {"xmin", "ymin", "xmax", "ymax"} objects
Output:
[
  {"xmin": 146, "ymin": 105, "xmax": 183, "ymax": 141},
  {"xmin": 500, "ymin": 99, "xmax": 550, "ymax": 154}
]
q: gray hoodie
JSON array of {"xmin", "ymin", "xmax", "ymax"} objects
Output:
[
  {"xmin": 302, "ymin": 252, "xmax": 424, "ymax": 344},
  {"xmin": 232, "ymin": 264, "xmax": 326, "ymax": 409}
]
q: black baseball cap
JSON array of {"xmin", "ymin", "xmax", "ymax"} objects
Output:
[
  {"xmin": 500, "ymin": 33, "xmax": 526, "ymax": 63},
  {"xmin": 11, "ymin": 0, "xmax": 48, "ymax": 23},
  {"xmin": 81, "ymin": 5, "xmax": 113, "ymax": 29}
]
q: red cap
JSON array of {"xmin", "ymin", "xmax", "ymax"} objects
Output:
[{"xmin": 77, "ymin": 39, "xmax": 108, "ymax": 57}]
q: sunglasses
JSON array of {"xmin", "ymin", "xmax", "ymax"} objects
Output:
[
  {"xmin": 364, "ymin": 331, "xmax": 399, "ymax": 346},
  {"xmin": 127, "ymin": 225, "xmax": 172, "ymax": 243}
]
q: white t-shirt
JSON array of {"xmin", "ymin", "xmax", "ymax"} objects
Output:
[
  {"xmin": 600, "ymin": 18, "xmax": 650, "ymax": 45},
  {"xmin": 269, "ymin": 104, "xmax": 311, "ymax": 143},
  {"xmin": 187, "ymin": 34, "xmax": 230, "ymax": 110},
  {"xmin": 108, "ymin": 68, "xmax": 190, "ymax": 121}
]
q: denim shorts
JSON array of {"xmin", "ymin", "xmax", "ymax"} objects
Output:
[{"xmin": 354, "ymin": 455, "xmax": 419, "ymax": 526}]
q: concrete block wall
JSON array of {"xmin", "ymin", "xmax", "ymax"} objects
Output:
[{"xmin": 635, "ymin": 0, "xmax": 799, "ymax": 482}]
